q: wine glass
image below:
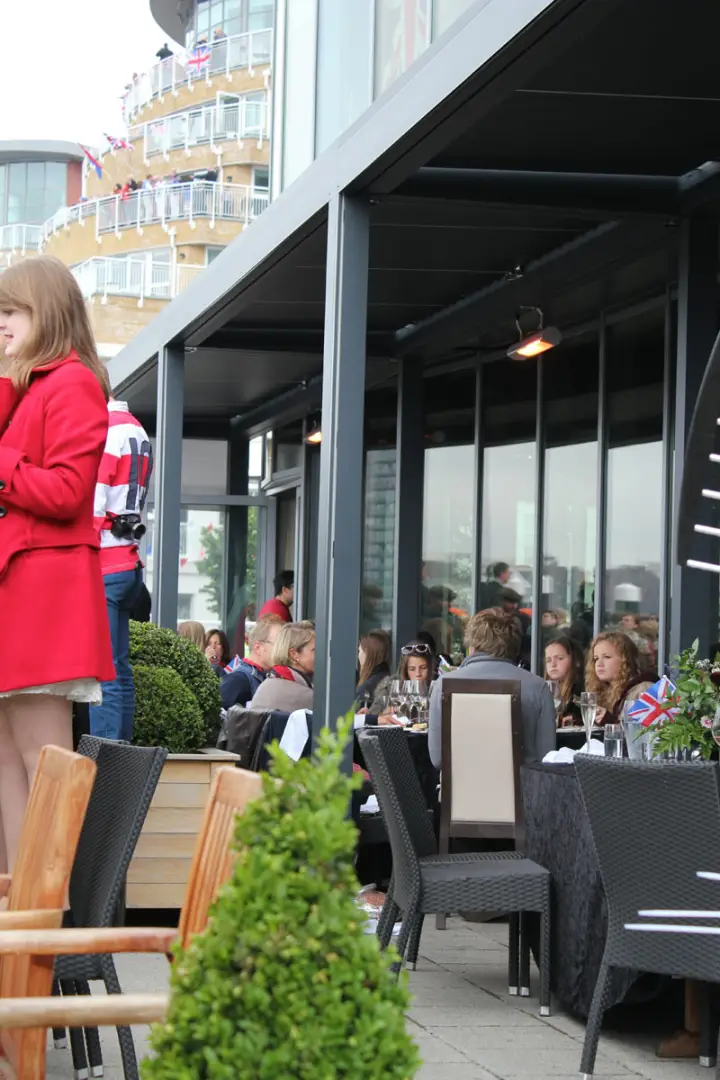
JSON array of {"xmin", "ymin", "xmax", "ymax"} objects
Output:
[
  {"xmin": 399, "ymin": 680, "xmax": 414, "ymax": 720},
  {"xmin": 580, "ymin": 692, "xmax": 597, "ymax": 748},
  {"xmin": 388, "ymin": 680, "xmax": 403, "ymax": 717},
  {"xmin": 546, "ymin": 680, "xmax": 563, "ymax": 723},
  {"xmin": 409, "ymin": 679, "xmax": 428, "ymax": 722}
]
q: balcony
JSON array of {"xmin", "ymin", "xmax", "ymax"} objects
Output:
[
  {"xmin": 0, "ymin": 224, "xmax": 43, "ymax": 267},
  {"xmin": 43, "ymin": 182, "xmax": 268, "ymax": 244},
  {"xmin": 128, "ymin": 97, "xmax": 268, "ymax": 162},
  {"xmin": 73, "ymin": 255, "xmax": 203, "ymax": 304},
  {"xmin": 123, "ymin": 29, "xmax": 272, "ymax": 121}
]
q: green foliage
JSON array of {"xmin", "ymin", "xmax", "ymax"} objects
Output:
[
  {"xmin": 649, "ymin": 640, "xmax": 717, "ymax": 759},
  {"xmin": 130, "ymin": 621, "xmax": 222, "ymax": 748},
  {"xmin": 195, "ymin": 524, "xmax": 224, "ymax": 619},
  {"xmin": 143, "ymin": 716, "xmax": 420, "ymax": 1080},
  {"xmin": 132, "ymin": 665, "xmax": 206, "ymax": 754}
]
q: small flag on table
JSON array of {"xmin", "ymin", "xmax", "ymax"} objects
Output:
[
  {"xmin": 80, "ymin": 145, "xmax": 102, "ymax": 179},
  {"xmin": 625, "ymin": 675, "xmax": 678, "ymax": 727}
]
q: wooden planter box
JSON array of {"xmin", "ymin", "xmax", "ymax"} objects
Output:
[{"xmin": 127, "ymin": 748, "xmax": 240, "ymax": 909}]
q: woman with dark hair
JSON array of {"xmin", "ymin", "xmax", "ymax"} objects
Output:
[
  {"xmin": 369, "ymin": 640, "xmax": 435, "ymax": 718},
  {"xmin": 356, "ymin": 630, "xmax": 392, "ymax": 704},
  {"xmin": 205, "ymin": 628, "xmax": 231, "ymax": 676},
  {"xmin": 544, "ymin": 635, "xmax": 584, "ymax": 725}
]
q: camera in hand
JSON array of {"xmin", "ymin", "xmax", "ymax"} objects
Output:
[{"xmin": 109, "ymin": 513, "xmax": 146, "ymax": 542}]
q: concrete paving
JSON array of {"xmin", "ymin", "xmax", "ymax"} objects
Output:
[{"xmin": 44, "ymin": 918, "xmax": 700, "ymax": 1079}]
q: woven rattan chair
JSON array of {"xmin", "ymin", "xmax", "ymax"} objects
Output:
[
  {"xmin": 52, "ymin": 737, "xmax": 167, "ymax": 1080},
  {"xmin": 359, "ymin": 728, "xmax": 551, "ymax": 1010},
  {"xmin": 575, "ymin": 756, "xmax": 720, "ymax": 1078}
]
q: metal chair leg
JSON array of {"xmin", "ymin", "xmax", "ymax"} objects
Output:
[
  {"xmin": 76, "ymin": 980, "xmax": 103, "ymax": 1078},
  {"xmin": 61, "ymin": 979, "xmax": 89, "ymax": 1080},
  {"xmin": 405, "ymin": 914, "xmax": 425, "ymax": 970},
  {"xmin": 101, "ymin": 956, "xmax": 139, "ymax": 1080},
  {"xmin": 519, "ymin": 912, "xmax": 531, "ymax": 997},
  {"xmin": 579, "ymin": 957, "xmax": 614, "ymax": 1079},
  {"xmin": 539, "ymin": 906, "xmax": 551, "ymax": 1017},
  {"xmin": 392, "ymin": 905, "xmax": 418, "ymax": 977},
  {"xmin": 698, "ymin": 980, "xmax": 718, "ymax": 1068},
  {"xmin": 51, "ymin": 977, "xmax": 68, "ymax": 1049},
  {"xmin": 508, "ymin": 912, "xmax": 519, "ymax": 995}
]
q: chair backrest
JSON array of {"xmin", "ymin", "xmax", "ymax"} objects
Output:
[
  {"xmin": 358, "ymin": 730, "xmax": 427, "ymax": 912},
  {"xmin": 177, "ymin": 765, "xmax": 263, "ymax": 948},
  {"xmin": 222, "ymin": 706, "xmax": 273, "ymax": 768},
  {"xmin": 71, "ymin": 737, "xmax": 168, "ymax": 926},
  {"xmin": 1, "ymin": 745, "xmax": 96, "ymax": 1078},
  {"xmin": 440, "ymin": 678, "xmax": 524, "ymax": 842},
  {"xmin": 575, "ymin": 757, "xmax": 720, "ymax": 980},
  {"xmin": 359, "ymin": 727, "xmax": 437, "ymax": 856}
]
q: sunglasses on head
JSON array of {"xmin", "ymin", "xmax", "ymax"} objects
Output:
[{"xmin": 401, "ymin": 643, "xmax": 432, "ymax": 656}]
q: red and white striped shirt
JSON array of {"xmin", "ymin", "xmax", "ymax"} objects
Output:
[{"xmin": 93, "ymin": 400, "xmax": 152, "ymax": 576}]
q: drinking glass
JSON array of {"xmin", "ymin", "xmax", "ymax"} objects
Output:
[
  {"xmin": 546, "ymin": 680, "xmax": 563, "ymax": 722},
  {"xmin": 388, "ymin": 680, "xmax": 403, "ymax": 716},
  {"xmin": 399, "ymin": 681, "xmax": 414, "ymax": 719},
  {"xmin": 604, "ymin": 723, "xmax": 624, "ymax": 759},
  {"xmin": 410, "ymin": 679, "xmax": 429, "ymax": 723},
  {"xmin": 580, "ymin": 692, "xmax": 597, "ymax": 747}
]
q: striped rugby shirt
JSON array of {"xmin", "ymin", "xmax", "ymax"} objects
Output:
[{"xmin": 93, "ymin": 400, "xmax": 153, "ymax": 576}]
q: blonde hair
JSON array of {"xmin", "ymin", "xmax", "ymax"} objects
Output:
[
  {"xmin": 0, "ymin": 257, "xmax": 110, "ymax": 397},
  {"xmin": 464, "ymin": 610, "xmax": 521, "ymax": 659},
  {"xmin": 586, "ymin": 631, "xmax": 640, "ymax": 710},
  {"xmin": 271, "ymin": 622, "xmax": 315, "ymax": 668},
  {"xmin": 178, "ymin": 621, "xmax": 206, "ymax": 649},
  {"xmin": 248, "ymin": 615, "xmax": 283, "ymax": 649}
]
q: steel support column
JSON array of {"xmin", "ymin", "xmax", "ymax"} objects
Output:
[
  {"xmin": 393, "ymin": 358, "xmax": 424, "ymax": 660},
  {"xmin": 471, "ymin": 364, "xmax": 485, "ymax": 614},
  {"xmin": 593, "ymin": 316, "xmax": 608, "ymax": 637},
  {"xmin": 313, "ymin": 194, "xmax": 369, "ymax": 739},
  {"xmin": 530, "ymin": 357, "xmax": 545, "ymax": 674},
  {"xmin": 670, "ymin": 220, "xmax": 719, "ymax": 659},
  {"xmin": 153, "ymin": 344, "xmax": 184, "ymax": 629},
  {"xmin": 226, "ymin": 434, "xmax": 249, "ymax": 652}
]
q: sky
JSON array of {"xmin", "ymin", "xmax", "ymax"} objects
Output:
[{"xmin": 1, "ymin": 0, "xmax": 167, "ymax": 147}]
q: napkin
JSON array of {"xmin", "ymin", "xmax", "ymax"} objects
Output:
[
  {"xmin": 542, "ymin": 739, "xmax": 605, "ymax": 764},
  {"xmin": 278, "ymin": 710, "xmax": 310, "ymax": 761}
]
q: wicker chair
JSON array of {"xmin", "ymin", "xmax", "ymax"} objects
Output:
[
  {"xmin": 575, "ymin": 756, "xmax": 720, "ymax": 1078},
  {"xmin": 52, "ymin": 737, "xmax": 167, "ymax": 1080},
  {"xmin": 358, "ymin": 728, "xmax": 551, "ymax": 1010}
]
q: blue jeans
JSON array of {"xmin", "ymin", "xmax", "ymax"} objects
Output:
[{"xmin": 90, "ymin": 566, "xmax": 143, "ymax": 742}]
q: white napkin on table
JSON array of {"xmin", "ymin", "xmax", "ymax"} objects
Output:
[
  {"xmin": 278, "ymin": 710, "xmax": 310, "ymax": 761},
  {"xmin": 542, "ymin": 739, "xmax": 605, "ymax": 764}
]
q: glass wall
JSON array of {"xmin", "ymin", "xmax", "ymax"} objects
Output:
[
  {"xmin": 280, "ymin": 0, "xmax": 318, "ymax": 189},
  {"xmin": 190, "ymin": 0, "xmax": 274, "ymax": 42},
  {"xmin": 316, "ymin": 0, "xmax": 373, "ymax": 155},
  {"xmin": 542, "ymin": 332, "xmax": 599, "ymax": 654},
  {"xmin": 0, "ymin": 161, "xmax": 67, "ymax": 226},
  {"xmin": 374, "ymin": 0, "xmax": 431, "ymax": 97},
  {"xmin": 432, "ymin": 0, "xmax": 483, "ymax": 37},
  {"xmin": 362, "ymin": 448, "xmax": 396, "ymax": 634}
]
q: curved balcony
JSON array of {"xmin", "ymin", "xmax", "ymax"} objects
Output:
[
  {"xmin": 128, "ymin": 97, "xmax": 268, "ymax": 163},
  {"xmin": 0, "ymin": 224, "xmax": 43, "ymax": 267},
  {"xmin": 73, "ymin": 255, "xmax": 203, "ymax": 304},
  {"xmin": 123, "ymin": 29, "xmax": 272, "ymax": 122}
]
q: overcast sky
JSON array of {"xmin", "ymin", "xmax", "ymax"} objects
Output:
[{"xmin": 1, "ymin": 0, "xmax": 165, "ymax": 146}]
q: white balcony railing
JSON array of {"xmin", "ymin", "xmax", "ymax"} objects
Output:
[
  {"xmin": 0, "ymin": 223, "xmax": 43, "ymax": 253},
  {"xmin": 128, "ymin": 98, "xmax": 268, "ymax": 161},
  {"xmin": 72, "ymin": 255, "xmax": 203, "ymax": 304},
  {"xmin": 42, "ymin": 182, "xmax": 269, "ymax": 244},
  {"xmin": 123, "ymin": 29, "xmax": 273, "ymax": 121}
]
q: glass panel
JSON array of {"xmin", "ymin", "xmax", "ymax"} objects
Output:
[
  {"xmin": 146, "ymin": 438, "xmax": 228, "ymax": 502},
  {"xmin": 0, "ymin": 165, "xmax": 6, "ymax": 226},
  {"xmin": 432, "ymin": 0, "xmax": 490, "ymax": 37},
  {"xmin": 248, "ymin": 1, "xmax": 273, "ymax": 31},
  {"xmin": 603, "ymin": 311, "xmax": 664, "ymax": 661},
  {"xmin": 481, "ymin": 358, "xmax": 537, "ymax": 667},
  {"xmin": 144, "ymin": 507, "xmax": 226, "ymax": 627},
  {"xmin": 422, "ymin": 445, "xmax": 474, "ymax": 658},
  {"xmin": 374, "ymin": 0, "xmax": 431, "ymax": 97},
  {"xmin": 7, "ymin": 163, "xmax": 26, "ymax": 224},
  {"xmin": 275, "ymin": 489, "xmax": 297, "ymax": 578},
  {"xmin": 227, "ymin": 502, "xmax": 262, "ymax": 650},
  {"xmin": 362, "ymin": 448, "xmax": 396, "ymax": 634},
  {"xmin": 282, "ymin": 0, "xmax": 317, "ymax": 189},
  {"xmin": 542, "ymin": 333, "xmax": 599, "ymax": 656},
  {"xmin": 316, "ymin": 0, "xmax": 372, "ymax": 154},
  {"xmin": 43, "ymin": 161, "xmax": 67, "ymax": 219}
]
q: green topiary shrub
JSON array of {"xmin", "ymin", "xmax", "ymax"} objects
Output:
[
  {"xmin": 142, "ymin": 717, "xmax": 420, "ymax": 1080},
  {"xmin": 132, "ymin": 665, "xmax": 206, "ymax": 754},
  {"xmin": 130, "ymin": 621, "xmax": 222, "ymax": 746}
]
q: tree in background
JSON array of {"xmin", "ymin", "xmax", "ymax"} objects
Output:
[{"xmin": 195, "ymin": 523, "xmax": 224, "ymax": 619}]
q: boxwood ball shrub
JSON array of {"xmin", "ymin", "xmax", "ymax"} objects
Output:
[
  {"xmin": 143, "ymin": 717, "xmax": 420, "ymax": 1080},
  {"xmin": 132, "ymin": 665, "xmax": 206, "ymax": 754},
  {"xmin": 130, "ymin": 620, "xmax": 222, "ymax": 746}
]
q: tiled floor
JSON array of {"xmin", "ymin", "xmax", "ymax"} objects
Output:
[{"xmin": 44, "ymin": 919, "xmax": 702, "ymax": 1079}]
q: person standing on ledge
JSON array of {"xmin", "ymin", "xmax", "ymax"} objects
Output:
[
  {"xmin": 258, "ymin": 569, "xmax": 294, "ymax": 624},
  {"xmin": 91, "ymin": 396, "xmax": 152, "ymax": 742}
]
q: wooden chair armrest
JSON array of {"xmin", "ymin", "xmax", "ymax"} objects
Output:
[
  {"xmin": 0, "ymin": 875, "xmax": 12, "ymax": 899},
  {"xmin": 0, "ymin": 992, "xmax": 169, "ymax": 1029},
  {"xmin": 0, "ymin": 926, "xmax": 177, "ymax": 956},
  {"xmin": 0, "ymin": 909, "xmax": 63, "ymax": 931}
]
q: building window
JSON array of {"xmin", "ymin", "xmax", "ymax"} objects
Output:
[
  {"xmin": 1, "ymin": 160, "xmax": 68, "ymax": 227},
  {"xmin": 189, "ymin": 0, "xmax": 274, "ymax": 42},
  {"xmin": 374, "ymin": 0, "xmax": 431, "ymax": 98},
  {"xmin": 316, "ymin": 0, "xmax": 373, "ymax": 155}
]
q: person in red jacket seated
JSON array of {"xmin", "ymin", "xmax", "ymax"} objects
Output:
[
  {"xmin": 258, "ymin": 569, "xmax": 294, "ymax": 623},
  {"xmin": 0, "ymin": 256, "xmax": 115, "ymax": 872}
]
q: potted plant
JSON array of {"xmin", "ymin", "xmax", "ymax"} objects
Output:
[
  {"xmin": 142, "ymin": 717, "xmax": 420, "ymax": 1079},
  {"xmin": 644, "ymin": 641, "xmax": 718, "ymax": 760},
  {"xmin": 128, "ymin": 621, "xmax": 239, "ymax": 910}
]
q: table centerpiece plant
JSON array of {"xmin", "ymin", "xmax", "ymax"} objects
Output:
[{"xmin": 643, "ymin": 640, "xmax": 719, "ymax": 760}]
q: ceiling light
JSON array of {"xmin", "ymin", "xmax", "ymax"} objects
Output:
[
  {"xmin": 507, "ymin": 325, "xmax": 562, "ymax": 361},
  {"xmin": 306, "ymin": 423, "xmax": 322, "ymax": 445}
]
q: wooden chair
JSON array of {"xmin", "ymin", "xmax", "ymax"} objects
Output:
[
  {"xmin": 0, "ymin": 744, "xmax": 97, "ymax": 1080},
  {"xmin": 0, "ymin": 765, "xmax": 263, "ymax": 1075}
]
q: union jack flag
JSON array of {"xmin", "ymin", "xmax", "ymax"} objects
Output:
[
  {"xmin": 379, "ymin": 0, "xmax": 430, "ymax": 94},
  {"xmin": 626, "ymin": 676, "xmax": 679, "ymax": 728},
  {"xmin": 104, "ymin": 132, "xmax": 132, "ymax": 152},
  {"xmin": 224, "ymin": 655, "xmax": 244, "ymax": 674},
  {"xmin": 187, "ymin": 45, "xmax": 210, "ymax": 71}
]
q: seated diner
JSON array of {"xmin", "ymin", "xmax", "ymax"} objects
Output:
[
  {"xmin": 585, "ymin": 631, "xmax": 657, "ymax": 724},
  {"xmin": 250, "ymin": 622, "xmax": 315, "ymax": 713},
  {"xmin": 544, "ymin": 635, "xmax": 585, "ymax": 725}
]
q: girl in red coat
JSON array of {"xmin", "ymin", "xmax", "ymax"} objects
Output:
[{"xmin": 0, "ymin": 257, "xmax": 115, "ymax": 871}]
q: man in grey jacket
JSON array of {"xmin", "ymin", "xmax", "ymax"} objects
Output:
[{"xmin": 429, "ymin": 609, "xmax": 556, "ymax": 768}]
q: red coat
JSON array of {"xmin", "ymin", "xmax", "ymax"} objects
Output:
[{"xmin": 0, "ymin": 353, "xmax": 115, "ymax": 692}]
